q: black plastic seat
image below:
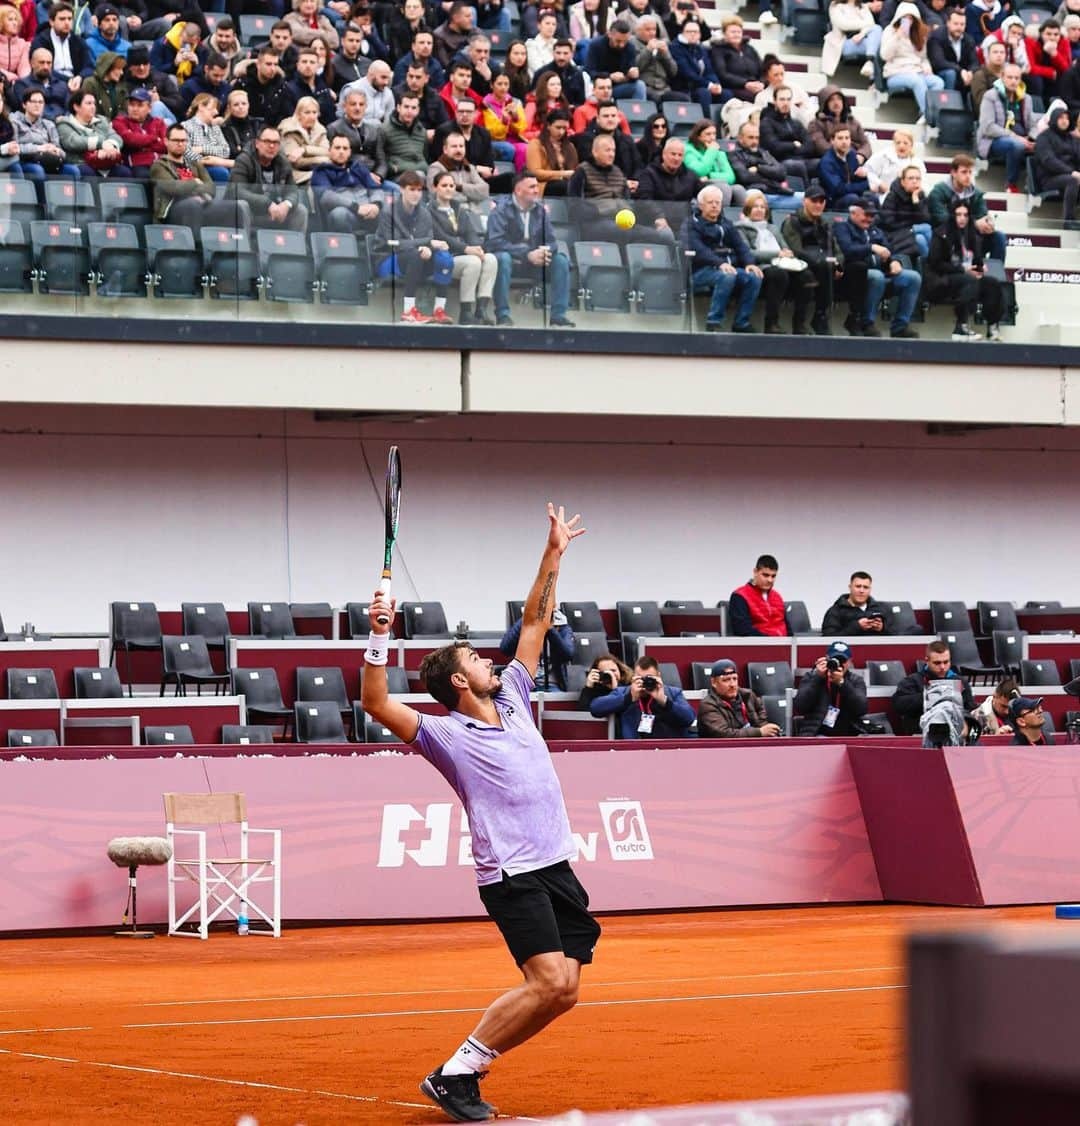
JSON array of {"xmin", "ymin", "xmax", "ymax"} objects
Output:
[
  {"xmin": 626, "ymin": 241, "xmax": 684, "ymax": 314},
  {"xmin": 657, "ymin": 661, "xmax": 682, "ymax": 689},
  {"xmin": 144, "ymin": 725, "xmax": 196, "ymax": 746},
  {"xmin": 98, "ymin": 180, "xmax": 151, "ymax": 242},
  {"xmin": 616, "ymin": 601, "xmax": 663, "ymax": 637},
  {"xmin": 616, "ymin": 97, "xmax": 656, "ymax": 136},
  {"xmin": 88, "ymin": 222, "xmax": 146, "ymax": 297},
  {"xmin": 747, "ymin": 661, "xmax": 794, "ymax": 697},
  {"xmin": 146, "ymin": 223, "xmax": 204, "ymax": 298},
  {"xmin": 30, "ymin": 220, "xmax": 91, "ymax": 295},
  {"xmin": 574, "ymin": 240, "xmax": 629, "ymax": 312},
  {"xmin": 978, "ymin": 601, "xmax": 1020, "ymax": 634},
  {"xmin": 0, "ymin": 219, "xmax": 33, "ymax": 293},
  {"xmin": 7, "ymin": 729, "xmax": 59, "ymax": 747},
  {"xmin": 867, "ymin": 660, "xmax": 906, "ymax": 687},
  {"xmin": 885, "ymin": 601, "xmax": 920, "ymax": 634},
  {"xmin": 289, "ymin": 602, "xmax": 330, "ymax": 637},
  {"xmin": 0, "ymin": 178, "xmax": 42, "ymax": 227},
  {"xmin": 257, "ymin": 228, "xmax": 314, "ymax": 303},
  {"xmin": 940, "ymin": 631, "xmax": 1003, "ymax": 686},
  {"xmin": 661, "ymin": 99, "xmax": 703, "ymax": 136},
  {"xmin": 691, "ymin": 661, "xmax": 718, "ymax": 690},
  {"xmin": 201, "ymin": 226, "xmax": 259, "ymax": 300},
  {"xmin": 43, "ymin": 177, "xmax": 95, "ymax": 223},
  {"xmin": 230, "ymin": 667, "xmax": 293, "ymax": 735},
  {"xmin": 561, "ymin": 601, "xmax": 605, "ymax": 635},
  {"xmin": 181, "ymin": 602, "xmax": 232, "ymax": 651},
  {"xmin": 785, "ymin": 601, "xmax": 814, "ymax": 634},
  {"xmin": 992, "ymin": 629, "xmax": 1026, "ymax": 678},
  {"xmin": 239, "ymin": 12, "xmax": 273, "ymax": 43},
  {"xmin": 664, "ymin": 599, "xmax": 703, "ymax": 610},
  {"xmin": 1020, "ymin": 658, "xmax": 1061, "ymax": 687},
  {"xmin": 160, "ymin": 635, "xmax": 231, "ymax": 697},
  {"xmin": 295, "ymin": 666, "xmax": 351, "ymax": 722},
  {"xmin": 221, "ymin": 724, "xmax": 277, "ymax": 745},
  {"xmin": 311, "ymin": 231, "xmax": 372, "ymax": 305},
  {"xmin": 73, "ymin": 666, "xmax": 124, "ymax": 699},
  {"xmin": 506, "ymin": 599, "xmax": 525, "ymax": 626},
  {"xmin": 571, "ymin": 631, "xmax": 608, "ymax": 666},
  {"xmin": 402, "ymin": 601, "xmax": 450, "ymax": 639},
  {"xmin": 110, "ymin": 601, "xmax": 162, "ymax": 695},
  {"xmin": 931, "ymin": 601, "xmax": 971, "ymax": 633},
  {"xmin": 294, "ymin": 700, "xmax": 349, "ymax": 743},
  {"xmin": 248, "ymin": 601, "xmax": 298, "ymax": 639},
  {"xmin": 761, "ymin": 694, "xmax": 790, "ymax": 732},
  {"xmin": 354, "ymin": 702, "xmax": 404, "ymax": 744}
]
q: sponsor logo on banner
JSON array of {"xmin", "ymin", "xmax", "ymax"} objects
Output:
[
  {"xmin": 377, "ymin": 803, "xmax": 453, "ymax": 867},
  {"xmin": 598, "ymin": 800, "xmax": 654, "ymax": 861},
  {"xmin": 1009, "ymin": 267, "xmax": 1080, "ymax": 285}
]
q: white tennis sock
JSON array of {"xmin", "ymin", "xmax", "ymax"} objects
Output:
[{"xmin": 443, "ymin": 1036, "xmax": 499, "ymax": 1076}]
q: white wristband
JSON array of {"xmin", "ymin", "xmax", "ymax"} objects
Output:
[{"xmin": 365, "ymin": 631, "xmax": 389, "ymax": 666}]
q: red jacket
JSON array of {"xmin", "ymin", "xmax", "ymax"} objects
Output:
[
  {"xmin": 730, "ymin": 581, "xmax": 789, "ymax": 636},
  {"xmin": 1025, "ymin": 34, "xmax": 1071, "ymax": 82},
  {"xmin": 438, "ymin": 81, "xmax": 482, "ymax": 122},
  {"xmin": 113, "ymin": 113, "xmax": 167, "ymax": 167}
]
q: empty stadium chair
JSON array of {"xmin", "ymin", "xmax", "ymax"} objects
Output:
[
  {"xmin": 1071, "ymin": 659, "xmax": 1080, "ymax": 682},
  {"xmin": 110, "ymin": 601, "xmax": 162, "ymax": 695},
  {"xmin": 691, "ymin": 661, "xmax": 717, "ymax": 690},
  {"xmin": 616, "ymin": 98, "xmax": 656, "ymax": 138},
  {"xmin": 940, "ymin": 631, "xmax": 1003, "ymax": 685},
  {"xmin": 867, "ymin": 660, "xmax": 906, "ymax": 687},
  {"xmin": 992, "ymin": 630, "xmax": 1026, "ymax": 677},
  {"xmin": 160, "ymin": 635, "xmax": 231, "ymax": 697},
  {"xmin": 73, "ymin": 666, "xmax": 124, "ymax": 699},
  {"xmin": 785, "ymin": 601, "xmax": 814, "ymax": 634},
  {"xmin": 787, "ymin": 0, "xmax": 828, "ymax": 43},
  {"xmin": 311, "ymin": 231, "xmax": 372, "ymax": 304},
  {"xmin": 978, "ymin": 601, "xmax": 1020, "ymax": 634},
  {"xmin": 626, "ymin": 241, "xmax": 684, "ymax": 314},
  {"xmin": 884, "ymin": 601, "xmax": 920, "ymax": 634},
  {"xmin": 617, "ymin": 601, "xmax": 663, "ymax": 637},
  {"xmin": 294, "ymin": 700, "xmax": 349, "ymax": 743},
  {"xmin": 1020, "ymin": 659, "xmax": 1061, "ymax": 686},
  {"xmin": 932, "ymin": 88, "xmax": 973, "ymax": 147},
  {"xmin": 256, "ymin": 228, "xmax": 314, "ymax": 303},
  {"xmin": 88, "ymin": 222, "xmax": 146, "ymax": 297},
  {"xmin": 931, "ymin": 601, "xmax": 971, "ymax": 632},
  {"xmin": 30, "ymin": 220, "xmax": 91, "ymax": 296},
  {"xmin": 43, "ymin": 178, "xmax": 95, "ymax": 224},
  {"xmin": 562, "ymin": 601, "xmax": 605, "ymax": 634},
  {"xmin": 1026, "ymin": 600, "xmax": 1061, "ymax": 610},
  {"xmin": 221, "ymin": 724, "xmax": 277, "ymax": 744},
  {"xmin": 0, "ymin": 178, "xmax": 42, "ymax": 227},
  {"xmin": 572, "ymin": 631, "xmax": 609, "ymax": 666},
  {"xmin": 747, "ymin": 661, "xmax": 794, "ymax": 697},
  {"xmin": 506, "ymin": 599, "xmax": 525, "ymax": 625},
  {"xmin": 358, "ymin": 664, "xmax": 411, "ymax": 694},
  {"xmin": 146, "ymin": 224, "xmax": 204, "ymax": 298},
  {"xmin": 402, "ymin": 601, "xmax": 451, "ymax": 639},
  {"xmin": 664, "ymin": 599, "xmax": 703, "ymax": 610},
  {"xmin": 248, "ymin": 601, "xmax": 298, "ymax": 639},
  {"xmin": 202, "ymin": 226, "xmax": 260, "ymax": 300},
  {"xmin": 354, "ymin": 703, "xmax": 404, "ymax": 743},
  {"xmin": 239, "ymin": 13, "xmax": 273, "ymax": 43},
  {"xmin": 657, "ymin": 660, "xmax": 682, "ymax": 689},
  {"xmin": 144, "ymin": 725, "xmax": 196, "ymax": 746},
  {"xmin": 289, "ymin": 602, "xmax": 331, "ymax": 636},
  {"xmin": 296, "ymin": 666, "xmax": 351, "ymax": 717},
  {"xmin": 7, "ymin": 729, "xmax": 59, "ymax": 747},
  {"xmin": 97, "ymin": 180, "xmax": 151, "ymax": 242},
  {"xmin": 181, "ymin": 602, "xmax": 232, "ymax": 652},
  {"xmin": 574, "ymin": 240, "xmax": 630, "ymax": 312},
  {"xmin": 762, "ymin": 693, "xmax": 791, "ymax": 734},
  {"xmin": 662, "ymin": 100, "xmax": 703, "ymax": 136},
  {"xmin": 565, "ymin": 663, "xmax": 589, "ymax": 693},
  {"xmin": 0, "ymin": 219, "xmax": 33, "ymax": 293},
  {"xmin": 230, "ymin": 667, "xmax": 293, "ymax": 735}
]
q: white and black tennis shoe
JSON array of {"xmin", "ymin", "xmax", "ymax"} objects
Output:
[{"xmin": 420, "ymin": 1067, "xmax": 496, "ymax": 1122}]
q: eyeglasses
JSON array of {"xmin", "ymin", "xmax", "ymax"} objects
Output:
[
  {"xmin": 259, "ymin": 138, "xmax": 281, "ymax": 145},
  {"xmin": 653, "ymin": 123, "xmax": 667, "ymax": 130}
]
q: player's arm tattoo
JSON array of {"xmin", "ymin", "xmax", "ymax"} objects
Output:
[{"xmin": 536, "ymin": 570, "xmax": 555, "ymax": 623}]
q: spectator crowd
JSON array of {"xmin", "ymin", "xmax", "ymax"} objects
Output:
[{"xmin": 1, "ymin": 0, "xmax": 1076, "ymax": 330}]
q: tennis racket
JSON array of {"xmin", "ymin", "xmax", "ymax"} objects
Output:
[{"xmin": 376, "ymin": 446, "xmax": 402, "ymax": 626}]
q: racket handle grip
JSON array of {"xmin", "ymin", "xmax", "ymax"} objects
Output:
[{"xmin": 376, "ymin": 577, "xmax": 391, "ymax": 626}]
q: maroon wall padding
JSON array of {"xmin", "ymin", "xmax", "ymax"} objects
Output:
[{"xmin": 848, "ymin": 744, "xmax": 983, "ymax": 906}]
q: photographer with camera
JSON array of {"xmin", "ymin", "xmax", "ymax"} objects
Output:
[
  {"xmin": 697, "ymin": 658, "xmax": 781, "ymax": 738},
  {"xmin": 820, "ymin": 571, "xmax": 891, "ymax": 635},
  {"xmin": 578, "ymin": 652, "xmax": 631, "ymax": 709},
  {"xmin": 588, "ymin": 654, "xmax": 695, "ymax": 740},
  {"xmin": 793, "ymin": 641, "xmax": 868, "ymax": 737}
]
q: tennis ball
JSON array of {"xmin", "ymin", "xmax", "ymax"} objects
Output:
[{"xmin": 614, "ymin": 208, "xmax": 636, "ymax": 230}]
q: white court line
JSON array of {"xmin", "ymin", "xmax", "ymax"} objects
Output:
[
  {"xmin": 124, "ymin": 984, "xmax": 905, "ymax": 1031},
  {"xmin": 135, "ymin": 966, "xmax": 904, "ymax": 1008},
  {"xmin": 0, "ymin": 1045, "xmax": 538, "ymax": 1120},
  {"xmin": 0, "ymin": 1026, "xmax": 92, "ymax": 1036}
]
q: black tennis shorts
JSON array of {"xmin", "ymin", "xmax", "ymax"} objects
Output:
[{"xmin": 478, "ymin": 860, "xmax": 602, "ymax": 967}]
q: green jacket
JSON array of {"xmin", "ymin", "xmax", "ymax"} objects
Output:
[
  {"xmin": 927, "ymin": 178, "xmax": 989, "ymax": 226},
  {"xmin": 82, "ymin": 51, "xmax": 130, "ymax": 120},
  {"xmin": 682, "ymin": 141, "xmax": 735, "ymax": 185}
]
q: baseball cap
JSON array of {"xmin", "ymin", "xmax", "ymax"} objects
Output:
[
  {"xmin": 1008, "ymin": 695, "xmax": 1043, "ymax": 719},
  {"xmin": 710, "ymin": 659, "xmax": 737, "ymax": 677},
  {"xmin": 852, "ymin": 195, "xmax": 878, "ymax": 214},
  {"xmin": 95, "ymin": 3, "xmax": 120, "ymax": 19},
  {"xmin": 127, "ymin": 87, "xmax": 152, "ymax": 102},
  {"xmin": 804, "ymin": 184, "xmax": 827, "ymax": 201},
  {"xmin": 826, "ymin": 641, "xmax": 852, "ymax": 662}
]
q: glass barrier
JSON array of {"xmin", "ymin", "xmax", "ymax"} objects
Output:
[{"xmin": 0, "ymin": 172, "xmax": 1075, "ymax": 342}]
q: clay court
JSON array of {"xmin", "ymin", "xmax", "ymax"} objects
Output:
[{"xmin": 2, "ymin": 903, "xmax": 1048, "ymax": 1124}]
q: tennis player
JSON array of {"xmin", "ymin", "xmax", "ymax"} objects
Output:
[{"xmin": 361, "ymin": 503, "xmax": 600, "ymax": 1124}]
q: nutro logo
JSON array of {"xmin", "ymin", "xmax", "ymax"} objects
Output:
[{"xmin": 598, "ymin": 800, "xmax": 654, "ymax": 861}]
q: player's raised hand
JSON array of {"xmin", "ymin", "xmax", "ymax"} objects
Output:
[
  {"xmin": 369, "ymin": 591, "xmax": 397, "ymax": 635},
  {"xmin": 546, "ymin": 502, "xmax": 585, "ymax": 555}
]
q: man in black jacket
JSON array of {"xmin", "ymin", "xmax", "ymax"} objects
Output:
[
  {"xmin": 234, "ymin": 47, "xmax": 292, "ymax": 128},
  {"xmin": 228, "ymin": 123, "xmax": 308, "ymax": 229},
  {"xmin": 892, "ymin": 640, "xmax": 975, "ymax": 735},
  {"xmin": 730, "ymin": 119, "xmax": 798, "ymax": 208},
  {"xmin": 759, "ymin": 87, "xmax": 817, "ymax": 185},
  {"xmin": 634, "ymin": 136, "xmax": 701, "ymax": 234},
  {"xmin": 533, "ymin": 40, "xmax": 588, "ymax": 107},
  {"xmin": 821, "ymin": 571, "xmax": 890, "ymax": 635},
  {"xmin": 284, "ymin": 46, "xmax": 337, "ymax": 125},
  {"xmin": 573, "ymin": 101, "xmax": 640, "ymax": 183},
  {"xmin": 794, "ymin": 642, "xmax": 868, "ymax": 736},
  {"xmin": 928, "ymin": 8, "xmax": 978, "ymax": 96},
  {"xmin": 780, "ymin": 186, "xmax": 838, "ymax": 335}
]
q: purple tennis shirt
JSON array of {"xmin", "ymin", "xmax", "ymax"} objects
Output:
[{"xmin": 412, "ymin": 659, "xmax": 576, "ymax": 886}]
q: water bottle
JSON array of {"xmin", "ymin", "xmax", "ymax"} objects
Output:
[{"xmin": 237, "ymin": 905, "xmax": 249, "ymax": 936}]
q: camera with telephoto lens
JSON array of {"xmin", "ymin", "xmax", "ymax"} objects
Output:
[
  {"xmin": 641, "ymin": 675, "xmax": 659, "ymax": 691},
  {"xmin": 596, "ymin": 670, "xmax": 614, "ymax": 688}
]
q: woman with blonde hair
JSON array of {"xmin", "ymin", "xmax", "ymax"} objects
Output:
[
  {"xmin": 881, "ymin": 1, "xmax": 945, "ymax": 124},
  {"xmin": 278, "ymin": 94, "xmax": 331, "ymax": 184},
  {"xmin": 221, "ymin": 88, "xmax": 257, "ymax": 158},
  {"xmin": 183, "ymin": 91, "xmax": 233, "ymax": 181},
  {"xmin": 0, "ymin": 3, "xmax": 29, "ymax": 83}
]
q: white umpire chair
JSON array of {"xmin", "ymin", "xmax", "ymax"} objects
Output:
[{"xmin": 163, "ymin": 792, "xmax": 282, "ymax": 939}]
